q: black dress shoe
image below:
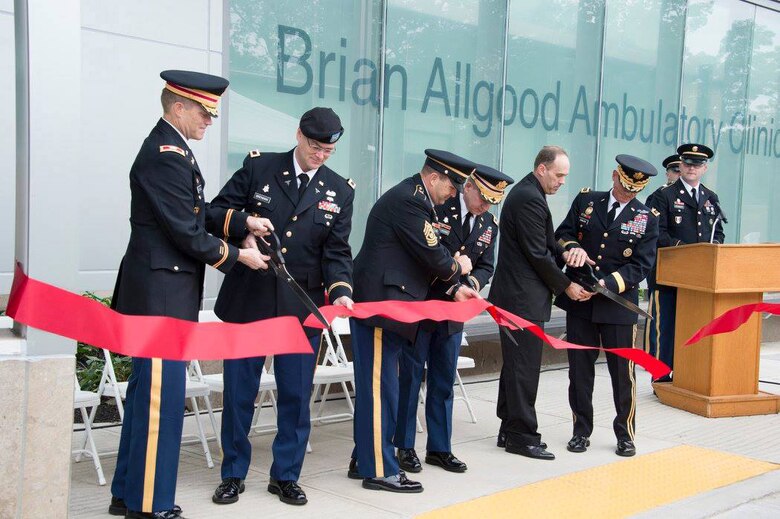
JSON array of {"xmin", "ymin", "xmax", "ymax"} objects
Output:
[
  {"xmin": 397, "ymin": 448, "xmax": 422, "ymax": 473},
  {"xmin": 268, "ymin": 478, "xmax": 308, "ymax": 506},
  {"xmin": 425, "ymin": 451, "xmax": 467, "ymax": 473},
  {"xmin": 567, "ymin": 435, "xmax": 590, "ymax": 453},
  {"xmin": 497, "ymin": 432, "xmax": 546, "ymax": 450},
  {"xmin": 125, "ymin": 510, "xmax": 184, "ymax": 519},
  {"xmin": 362, "ymin": 473, "xmax": 423, "ymax": 493},
  {"xmin": 109, "ymin": 498, "xmax": 182, "ymax": 517},
  {"xmin": 505, "ymin": 440, "xmax": 555, "ymax": 460},
  {"xmin": 616, "ymin": 440, "xmax": 636, "ymax": 457},
  {"xmin": 212, "ymin": 477, "xmax": 245, "ymax": 504},
  {"xmin": 347, "ymin": 458, "xmax": 361, "ymax": 480}
]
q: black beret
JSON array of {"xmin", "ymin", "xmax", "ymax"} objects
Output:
[
  {"xmin": 424, "ymin": 149, "xmax": 476, "ymax": 188},
  {"xmin": 677, "ymin": 143, "xmax": 714, "ymax": 164},
  {"xmin": 300, "ymin": 107, "xmax": 344, "ymax": 143}
]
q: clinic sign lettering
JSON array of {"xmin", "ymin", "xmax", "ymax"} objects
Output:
[{"xmin": 276, "ymin": 24, "xmax": 779, "ymax": 159}]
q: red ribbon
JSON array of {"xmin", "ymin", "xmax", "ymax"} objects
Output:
[
  {"xmin": 305, "ymin": 299, "xmax": 671, "ymax": 379},
  {"xmin": 6, "ymin": 263, "xmax": 313, "ymax": 360},
  {"xmin": 685, "ymin": 303, "xmax": 780, "ymax": 346}
]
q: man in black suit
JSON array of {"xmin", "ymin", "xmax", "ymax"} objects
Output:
[
  {"xmin": 208, "ymin": 108, "xmax": 354, "ymax": 506},
  {"xmin": 394, "ymin": 164, "xmax": 513, "ymax": 475},
  {"xmin": 349, "ymin": 150, "xmax": 480, "ymax": 493},
  {"xmin": 488, "ymin": 145, "xmax": 592, "ymax": 461},
  {"xmin": 646, "ymin": 143, "xmax": 724, "ymax": 382},
  {"xmin": 555, "ymin": 154, "xmax": 659, "ymax": 458},
  {"xmin": 109, "ymin": 70, "xmax": 270, "ymax": 519}
]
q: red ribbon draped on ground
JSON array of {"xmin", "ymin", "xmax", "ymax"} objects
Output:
[
  {"xmin": 305, "ymin": 299, "xmax": 672, "ymax": 379},
  {"xmin": 685, "ymin": 303, "xmax": 780, "ymax": 346},
  {"xmin": 6, "ymin": 263, "xmax": 312, "ymax": 360}
]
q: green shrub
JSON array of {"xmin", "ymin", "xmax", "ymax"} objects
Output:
[{"xmin": 75, "ymin": 292, "xmax": 132, "ymax": 392}]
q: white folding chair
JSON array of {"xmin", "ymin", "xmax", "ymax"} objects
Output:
[
  {"xmin": 73, "ymin": 377, "xmax": 106, "ymax": 485},
  {"xmin": 87, "ymin": 349, "xmax": 216, "ymax": 468},
  {"xmin": 311, "ymin": 317, "xmax": 355, "ymax": 425}
]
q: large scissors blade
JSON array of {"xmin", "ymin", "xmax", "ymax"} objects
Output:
[
  {"xmin": 565, "ymin": 263, "xmax": 653, "ymax": 321},
  {"xmin": 257, "ymin": 232, "xmax": 331, "ymax": 329},
  {"xmin": 464, "ymin": 276, "xmax": 517, "ymax": 346},
  {"xmin": 592, "ymin": 284, "xmax": 653, "ymax": 320}
]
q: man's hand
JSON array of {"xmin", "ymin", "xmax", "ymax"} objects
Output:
[
  {"xmin": 565, "ymin": 281, "xmax": 593, "ymax": 302},
  {"xmin": 563, "ymin": 247, "xmax": 595, "ymax": 268},
  {"xmin": 246, "ymin": 216, "xmax": 274, "ymax": 237},
  {"xmin": 454, "ymin": 285, "xmax": 481, "ymax": 302},
  {"xmin": 332, "ymin": 295, "xmax": 354, "ymax": 317},
  {"xmin": 237, "ymin": 247, "xmax": 270, "ymax": 270},
  {"xmin": 454, "ymin": 252, "xmax": 473, "ymax": 275},
  {"xmin": 242, "ymin": 233, "xmax": 259, "ymax": 250}
]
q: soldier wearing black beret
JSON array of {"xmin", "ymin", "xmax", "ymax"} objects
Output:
[
  {"xmin": 645, "ymin": 143, "xmax": 724, "ymax": 383},
  {"xmin": 347, "ymin": 149, "xmax": 481, "ymax": 493},
  {"xmin": 207, "ymin": 107, "xmax": 354, "ymax": 507},
  {"xmin": 108, "ymin": 70, "xmax": 270, "ymax": 519},
  {"xmin": 394, "ymin": 163, "xmax": 513, "ymax": 475},
  {"xmin": 555, "ymin": 154, "xmax": 659, "ymax": 458}
]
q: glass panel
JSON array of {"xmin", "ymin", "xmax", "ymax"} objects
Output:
[
  {"xmin": 381, "ymin": 0, "xmax": 507, "ymax": 192},
  {"xmin": 598, "ymin": 0, "xmax": 687, "ymax": 196},
  {"xmin": 0, "ymin": 9, "xmax": 15, "ymax": 294},
  {"xmin": 681, "ymin": 0, "xmax": 755, "ymax": 243},
  {"xmin": 738, "ymin": 6, "xmax": 780, "ymax": 243},
  {"xmin": 503, "ymin": 0, "xmax": 605, "ymax": 222},
  {"xmin": 228, "ymin": 0, "xmax": 382, "ymax": 246}
]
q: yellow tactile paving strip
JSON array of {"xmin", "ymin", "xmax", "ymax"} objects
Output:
[{"xmin": 418, "ymin": 446, "xmax": 779, "ymax": 519}]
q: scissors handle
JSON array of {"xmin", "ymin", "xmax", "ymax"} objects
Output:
[
  {"xmin": 256, "ymin": 231, "xmax": 285, "ymax": 267},
  {"xmin": 564, "ymin": 263, "xmax": 599, "ymax": 291}
]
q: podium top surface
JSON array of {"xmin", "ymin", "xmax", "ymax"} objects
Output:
[{"xmin": 656, "ymin": 243, "xmax": 780, "ymax": 293}]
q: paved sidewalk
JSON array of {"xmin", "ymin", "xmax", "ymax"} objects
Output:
[{"xmin": 70, "ymin": 343, "xmax": 780, "ymax": 518}]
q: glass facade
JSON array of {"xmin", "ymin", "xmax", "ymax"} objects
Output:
[{"xmin": 228, "ymin": 0, "xmax": 780, "ymax": 246}]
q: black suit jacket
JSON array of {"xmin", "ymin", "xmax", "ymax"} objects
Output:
[
  {"xmin": 111, "ymin": 119, "xmax": 239, "ymax": 321},
  {"xmin": 352, "ymin": 174, "xmax": 462, "ymax": 341},
  {"xmin": 488, "ymin": 173, "xmax": 570, "ymax": 322},
  {"xmin": 555, "ymin": 191, "xmax": 659, "ymax": 325},
  {"xmin": 209, "ymin": 149, "xmax": 354, "ymax": 336},
  {"xmin": 428, "ymin": 195, "xmax": 498, "ymax": 334}
]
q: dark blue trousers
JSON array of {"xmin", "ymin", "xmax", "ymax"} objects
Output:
[
  {"xmin": 111, "ymin": 358, "xmax": 186, "ymax": 513},
  {"xmin": 644, "ymin": 285, "xmax": 677, "ymax": 379},
  {"xmin": 395, "ymin": 323, "xmax": 462, "ymax": 453},
  {"xmin": 350, "ymin": 319, "xmax": 404, "ymax": 478},
  {"xmin": 220, "ymin": 335, "xmax": 319, "ymax": 482}
]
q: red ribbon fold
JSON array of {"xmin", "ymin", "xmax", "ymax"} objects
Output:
[
  {"xmin": 305, "ymin": 299, "xmax": 672, "ymax": 379},
  {"xmin": 684, "ymin": 302, "xmax": 780, "ymax": 346},
  {"xmin": 6, "ymin": 263, "xmax": 313, "ymax": 360}
]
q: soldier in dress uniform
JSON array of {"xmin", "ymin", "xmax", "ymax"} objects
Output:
[
  {"xmin": 394, "ymin": 164, "xmax": 513, "ymax": 475},
  {"xmin": 646, "ymin": 143, "xmax": 724, "ymax": 382},
  {"xmin": 555, "ymin": 154, "xmax": 659, "ymax": 458},
  {"xmin": 347, "ymin": 149, "xmax": 480, "ymax": 493},
  {"xmin": 109, "ymin": 70, "xmax": 271, "ymax": 519},
  {"xmin": 643, "ymin": 154, "xmax": 681, "ymax": 362},
  {"xmin": 207, "ymin": 108, "xmax": 354, "ymax": 506}
]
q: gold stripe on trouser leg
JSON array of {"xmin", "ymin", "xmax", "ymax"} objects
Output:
[
  {"xmin": 372, "ymin": 328, "xmax": 384, "ymax": 476},
  {"xmin": 627, "ymin": 360, "xmax": 637, "ymax": 441},
  {"xmin": 644, "ymin": 297, "xmax": 652, "ymax": 353},
  {"xmin": 142, "ymin": 358, "xmax": 164, "ymax": 512},
  {"xmin": 653, "ymin": 291, "xmax": 661, "ymax": 360}
]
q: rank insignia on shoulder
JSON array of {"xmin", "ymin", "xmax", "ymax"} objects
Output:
[
  {"xmin": 580, "ymin": 187, "xmax": 591, "ymax": 193},
  {"xmin": 347, "ymin": 178, "xmax": 356, "ymax": 189},
  {"xmin": 414, "ymin": 184, "xmax": 427, "ymax": 200},
  {"xmin": 423, "ymin": 220, "xmax": 438, "ymax": 247},
  {"xmin": 651, "ymin": 208, "xmax": 660, "ymax": 217},
  {"xmin": 160, "ymin": 145, "xmax": 186, "ymax": 157},
  {"xmin": 249, "ymin": 149, "xmax": 261, "ymax": 158}
]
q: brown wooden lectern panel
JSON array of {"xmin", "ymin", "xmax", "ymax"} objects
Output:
[{"xmin": 654, "ymin": 243, "xmax": 780, "ymax": 417}]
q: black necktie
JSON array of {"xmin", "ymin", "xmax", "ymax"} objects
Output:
[
  {"xmin": 462, "ymin": 212, "xmax": 472, "ymax": 237},
  {"xmin": 607, "ymin": 201, "xmax": 620, "ymax": 224},
  {"xmin": 691, "ymin": 187, "xmax": 697, "ymax": 203},
  {"xmin": 297, "ymin": 173, "xmax": 309, "ymax": 201}
]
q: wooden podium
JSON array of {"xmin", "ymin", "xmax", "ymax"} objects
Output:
[{"xmin": 654, "ymin": 243, "xmax": 780, "ymax": 417}]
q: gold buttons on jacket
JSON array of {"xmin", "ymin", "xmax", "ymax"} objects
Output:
[
  {"xmin": 286, "ymin": 231, "xmax": 292, "ymax": 237},
  {"xmin": 600, "ymin": 243, "xmax": 605, "ymax": 249},
  {"xmin": 292, "ymin": 216, "xmax": 298, "ymax": 221},
  {"xmin": 603, "ymin": 232, "xmax": 608, "ymax": 238},
  {"xmin": 173, "ymin": 265, "xmax": 179, "ymax": 271},
  {"xmin": 281, "ymin": 247, "xmax": 288, "ymax": 254},
  {"xmin": 597, "ymin": 255, "xmax": 602, "ymax": 260}
]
